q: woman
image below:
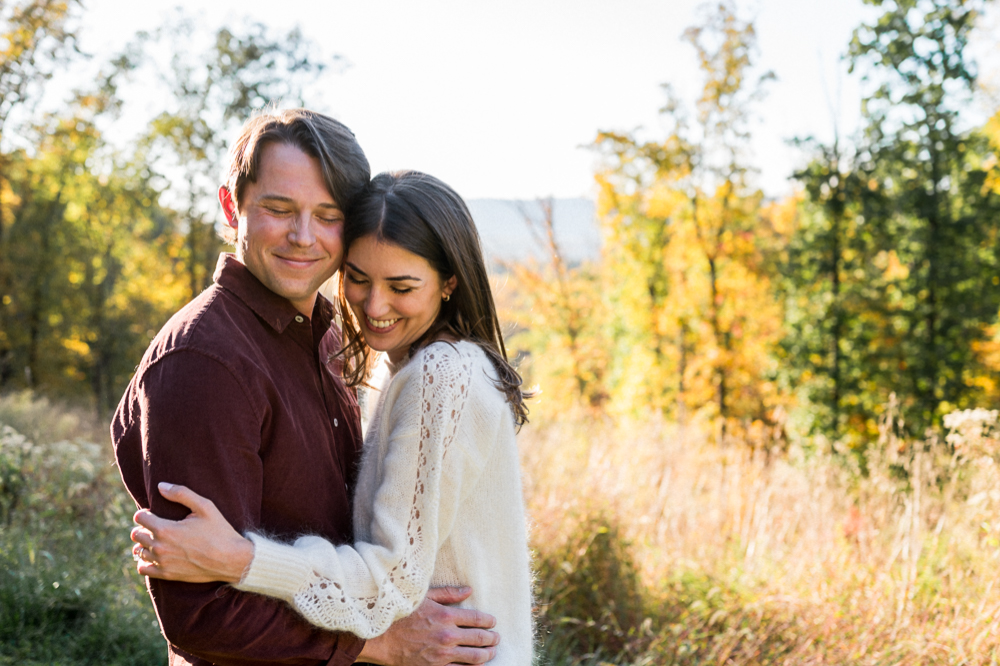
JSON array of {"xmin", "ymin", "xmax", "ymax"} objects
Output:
[{"xmin": 131, "ymin": 171, "xmax": 534, "ymax": 664}]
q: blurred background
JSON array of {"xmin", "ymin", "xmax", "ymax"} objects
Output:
[{"xmin": 3, "ymin": 0, "xmax": 1000, "ymax": 664}]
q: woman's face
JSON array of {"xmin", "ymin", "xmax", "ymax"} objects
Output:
[{"xmin": 344, "ymin": 235, "xmax": 456, "ymax": 364}]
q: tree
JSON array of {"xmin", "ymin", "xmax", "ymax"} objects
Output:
[
  {"xmin": 783, "ymin": 135, "xmax": 869, "ymax": 439},
  {"xmin": 0, "ymin": 11, "xmax": 342, "ymax": 411},
  {"xmin": 138, "ymin": 16, "xmax": 332, "ymax": 299},
  {"xmin": 505, "ymin": 199, "xmax": 608, "ymax": 413},
  {"xmin": 853, "ymin": 0, "xmax": 997, "ymax": 433},
  {"xmin": 0, "ymin": 0, "xmax": 81, "ymax": 387},
  {"xmin": 3, "ymin": 88, "xmax": 184, "ymax": 411},
  {"xmin": 593, "ymin": 1, "xmax": 784, "ymax": 430},
  {"xmin": 784, "ymin": 0, "xmax": 1000, "ymax": 442}
]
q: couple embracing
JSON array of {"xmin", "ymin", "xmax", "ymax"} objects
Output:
[{"xmin": 112, "ymin": 109, "xmax": 534, "ymax": 665}]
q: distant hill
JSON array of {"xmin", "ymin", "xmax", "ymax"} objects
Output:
[{"xmin": 466, "ymin": 198, "xmax": 600, "ymax": 264}]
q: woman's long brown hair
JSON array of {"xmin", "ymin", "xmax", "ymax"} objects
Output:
[{"xmin": 337, "ymin": 170, "xmax": 530, "ymax": 428}]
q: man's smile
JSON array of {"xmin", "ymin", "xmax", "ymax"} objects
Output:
[{"xmin": 274, "ymin": 254, "xmax": 324, "ymax": 268}]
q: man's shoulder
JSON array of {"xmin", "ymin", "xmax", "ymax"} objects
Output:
[
  {"xmin": 113, "ymin": 285, "xmax": 263, "ymax": 433},
  {"xmin": 136, "ymin": 284, "xmax": 266, "ymax": 376}
]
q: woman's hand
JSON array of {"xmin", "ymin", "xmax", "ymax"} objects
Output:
[{"xmin": 131, "ymin": 482, "xmax": 254, "ymax": 584}]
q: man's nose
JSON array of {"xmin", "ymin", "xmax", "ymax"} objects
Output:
[{"xmin": 287, "ymin": 213, "xmax": 316, "ymax": 246}]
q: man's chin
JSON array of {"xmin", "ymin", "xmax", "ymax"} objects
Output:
[{"xmin": 268, "ymin": 281, "xmax": 325, "ymax": 307}]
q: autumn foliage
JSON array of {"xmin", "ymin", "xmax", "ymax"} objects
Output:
[{"xmin": 506, "ymin": 0, "xmax": 1000, "ymax": 449}]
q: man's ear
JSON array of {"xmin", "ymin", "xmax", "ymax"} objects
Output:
[{"xmin": 218, "ymin": 186, "xmax": 239, "ymax": 229}]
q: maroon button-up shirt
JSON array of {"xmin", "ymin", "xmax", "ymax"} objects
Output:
[{"xmin": 113, "ymin": 254, "xmax": 365, "ymax": 666}]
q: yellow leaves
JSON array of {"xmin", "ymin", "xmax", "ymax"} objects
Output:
[
  {"xmin": 760, "ymin": 194, "xmax": 800, "ymax": 238},
  {"xmin": 61, "ymin": 338, "xmax": 90, "ymax": 357},
  {"xmin": 646, "ymin": 186, "xmax": 687, "ymax": 220},
  {"xmin": 972, "ymin": 319, "xmax": 1000, "ymax": 403},
  {"xmin": 985, "ymin": 109, "xmax": 1000, "ymax": 151},
  {"xmin": 873, "ymin": 250, "xmax": 909, "ymax": 282},
  {"xmin": 64, "ymin": 200, "xmax": 84, "ymax": 222},
  {"xmin": 978, "ymin": 110, "xmax": 1000, "ymax": 196}
]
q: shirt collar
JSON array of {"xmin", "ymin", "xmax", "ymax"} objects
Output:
[{"xmin": 213, "ymin": 253, "xmax": 335, "ymax": 334}]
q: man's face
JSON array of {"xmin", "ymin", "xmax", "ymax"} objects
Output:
[{"xmin": 221, "ymin": 142, "xmax": 344, "ymax": 316}]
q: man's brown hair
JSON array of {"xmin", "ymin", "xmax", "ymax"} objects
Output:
[{"xmin": 220, "ymin": 108, "xmax": 371, "ymax": 243}]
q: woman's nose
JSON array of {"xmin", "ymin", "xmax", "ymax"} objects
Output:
[{"xmin": 365, "ymin": 287, "xmax": 390, "ymax": 318}]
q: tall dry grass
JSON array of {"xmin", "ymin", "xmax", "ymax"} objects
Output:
[{"xmin": 523, "ymin": 401, "xmax": 1000, "ymax": 665}]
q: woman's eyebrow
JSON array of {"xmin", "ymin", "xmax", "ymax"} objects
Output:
[
  {"xmin": 345, "ymin": 262, "xmax": 368, "ymax": 277},
  {"xmin": 345, "ymin": 262, "xmax": 423, "ymax": 282}
]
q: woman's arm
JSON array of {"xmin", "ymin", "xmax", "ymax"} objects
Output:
[
  {"xmin": 134, "ymin": 344, "xmax": 485, "ymax": 640},
  {"xmin": 236, "ymin": 345, "xmax": 481, "ymax": 638}
]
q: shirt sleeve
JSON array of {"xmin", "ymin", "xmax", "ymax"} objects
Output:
[
  {"xmin": 235, "ymin": 345, "xmax": 484, "ymax": 639},
  {"xmin": 132, "ymin": 350, "xmax": 365, "ymax": 666}
]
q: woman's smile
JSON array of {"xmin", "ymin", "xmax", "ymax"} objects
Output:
[
  {"xmin": 364, "ymin": 316, "xmax": 401, "ymax": 332},
  {"xmin": 344, "ymin": 235, "xmax": 456, "ymax": 364}
]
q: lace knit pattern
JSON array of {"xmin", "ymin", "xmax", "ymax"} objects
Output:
[
  {"xmin": 291, "ymin": 346, "xmax": 471, "ymax": 635},
  {"xmin": 237, "ymin": 340, "xmax": 537, "ymax": 661}
]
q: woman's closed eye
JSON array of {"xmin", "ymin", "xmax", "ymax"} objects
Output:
[
  {"xmin": 346, "ymin": 274, "xmax": 368, "ymax": 286},
  {"xmin": 390, "ymin": 285, "xmax": 414, "ymax": 295}
]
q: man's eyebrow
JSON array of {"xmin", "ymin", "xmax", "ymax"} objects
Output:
[
  {"xmin": 257, "ymin": 194, "xmax": 342, "ymax": 210},
  {"xmin": 345, "ymin": 262, "xmax": 422, "ymax": 282}
]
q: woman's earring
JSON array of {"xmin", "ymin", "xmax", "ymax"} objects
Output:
[{"xmin": 442, "ymin": 294, "xmax": 450, "ymax": 302}]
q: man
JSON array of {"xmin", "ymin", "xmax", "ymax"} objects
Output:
[{"xmin": 112, "ymin": 109, "xmax": 499, "ymax": 666}]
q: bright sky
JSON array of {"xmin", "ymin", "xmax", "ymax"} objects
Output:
[{"xmin": 68, "ymin": 0, "xmax": 995, "ymax": 201}]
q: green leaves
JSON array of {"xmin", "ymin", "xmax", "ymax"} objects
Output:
[
  {"xmin": 786, "ymin": 0, "xmax": 1000, "ymax": 441},
  {"xmin": 0, "ymin": 8, "xmax": 334, "ymax": 410}
]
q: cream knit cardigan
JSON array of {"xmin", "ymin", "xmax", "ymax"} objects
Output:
[{"xmin": 235, "ymin": 340, "xmax": 534, "ymax": 665}]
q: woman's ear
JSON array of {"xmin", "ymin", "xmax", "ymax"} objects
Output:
[
  {"xmin": 219, "ymin": 186, "xmax": 239, "ymax": 229},
  {"xmin": 443, "ymin": 275, "xmax": 458, "ymax": 299}
]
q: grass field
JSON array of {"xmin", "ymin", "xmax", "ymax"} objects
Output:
[
  {"xmin": 0, "ymin": 392, "xmax": 163, "ymax": 665},
  {"xmin": 3, "ymin": 391, "xmax": 1000, "ymax": 664},
  {"xmin": 525, "ymin": 405, "xmax": 1000, "ymax": 665}
]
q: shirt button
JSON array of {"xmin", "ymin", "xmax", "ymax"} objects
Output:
[
  {"xmin": 295, "ymin": 315, "xmax": 304, "ymax": 323},
  {"xmin": 334, "ymin": 418, "xmax": 338, "ymax": 427}
]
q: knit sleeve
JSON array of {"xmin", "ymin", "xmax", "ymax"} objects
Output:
[{"xmin": 234, "ymin": 343, "xmax": 479, "ymax": 639}]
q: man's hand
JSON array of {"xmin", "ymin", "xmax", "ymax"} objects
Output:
[{"xmin": 357, "ymin": 586, "xmax": 499, "ymax": 666}]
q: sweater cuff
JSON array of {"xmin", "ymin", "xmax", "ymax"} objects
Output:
[{"xmin": 234, "ymin": 533, "xmax": 315, "ymax": 601}]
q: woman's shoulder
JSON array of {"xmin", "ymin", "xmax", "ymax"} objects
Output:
[
  {"xmin": 393, "ymin": 340, "xmax": 498, "ymax": 395},
  {"xmin": 401, "ymin": 339, "xmax": 483, "ymax": 371},
  {"xmin": 412, "ymin": 340, "xmax": 487, "ymax": 384}
]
